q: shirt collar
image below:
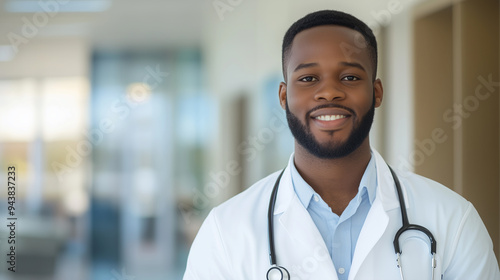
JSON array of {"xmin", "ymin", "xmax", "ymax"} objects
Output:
[{"xmin": 290, "ymin": 153, "xmax": 378, "ymax": 209}]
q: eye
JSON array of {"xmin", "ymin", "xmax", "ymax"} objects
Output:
[
  {"xmin": 341, "ymin": 76, "xmax": 360, "ymax": 81},
  {"xmin": 298, "ymin": 76, "xmax": 318, "ymax": 82}
]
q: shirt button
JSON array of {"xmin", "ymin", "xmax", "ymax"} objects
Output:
[
  {"xmin": 313, "ymin": 195, "xmax": 319, "ymax": 202},
  {"xmin": 338, "ymin": 268, "xmax": 345, "ymax": 274}
]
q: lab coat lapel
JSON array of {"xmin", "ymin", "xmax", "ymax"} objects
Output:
[
  {"xmin": 348, "ymin": 150, "xmax": 402, "ymax": 280},
  {"xmin": 273, "ymin": 157, "xmax": 338, "ymax": 279},
  {"xmin": 348, "ymin": 196, "xmax": 388, "ymax": 279}
]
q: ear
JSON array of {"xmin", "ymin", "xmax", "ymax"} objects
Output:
[
  {"xmin": 373, "ymin": 78, "xmax": 383, "ymax": 108},
  {"xmin": 279, "ymin": 81, "xmax": 287, "ymax": 110}
]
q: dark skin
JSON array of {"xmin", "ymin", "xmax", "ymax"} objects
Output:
[{"xmin": 279, "ymin": 25, "xmax": 384, "ymax": 216}]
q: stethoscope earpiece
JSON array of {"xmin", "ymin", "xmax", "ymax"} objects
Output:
[{"xmin": 267, "ymin": 265, "xmax": 290, "ymax": 280}]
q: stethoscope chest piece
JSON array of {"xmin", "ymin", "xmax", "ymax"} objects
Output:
[{"xmin": 267, "ymin": 265, "xmax": 290, "ymax": 280}]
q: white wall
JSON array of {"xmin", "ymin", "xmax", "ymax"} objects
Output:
[
  {"xmin": 384, "ymin": 8, "xmax": 415, "ymax": 170},
  {"xmin": 0, "ymin": 37, "xmax": 89, "ymax": 78}
]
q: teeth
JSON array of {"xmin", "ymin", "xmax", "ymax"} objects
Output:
[{"xmin": 316, "ymin": 115, "xmax": 347, "ymax": 121}]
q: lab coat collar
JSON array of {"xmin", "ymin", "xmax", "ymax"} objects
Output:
[
  {"xmin": 371, "ymin": 148, "xmax": 406, "ymax": 212},
  {"xmin": 273, "ymin": 148, "xmax": 404, "ymax": 215},
  {"xmin": 272, "ymin": 153, "xmax": 297, "ymax": 215}
]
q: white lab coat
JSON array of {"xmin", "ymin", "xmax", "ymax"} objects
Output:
[{"xmin": 183, "ymin": 150, "xmax": 500, "ymax": 280}]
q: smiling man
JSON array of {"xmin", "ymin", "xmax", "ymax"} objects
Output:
[{"xmin": 183, "ymin": 10, "xmax": 499, "ymax": 280}]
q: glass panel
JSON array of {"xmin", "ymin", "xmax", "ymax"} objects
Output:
[{"xmin": 41, "ymin": 77, "xmax": 89, "ymax": 141}]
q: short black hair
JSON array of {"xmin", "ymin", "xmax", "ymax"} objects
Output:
[{"xmin": 282, "ymin": 10, "xmax": 378, "ymax": 81}]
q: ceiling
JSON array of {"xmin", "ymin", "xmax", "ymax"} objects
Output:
[
  {"xmin": 0, "ymin": 0, "xmax": 206, "ymax": 51},
  {"xmin": 0, "ymin": 0, "xmax": 425, "ymax": 52}
]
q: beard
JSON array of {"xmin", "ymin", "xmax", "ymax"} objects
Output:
[{"xmin": 285, "ymin": 97, "xmax": 375, "ymax": 159}]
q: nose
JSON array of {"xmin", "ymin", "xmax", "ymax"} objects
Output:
[{"xmin": 314, "ymin": 80, "xmax": 346, "ymax": 102}]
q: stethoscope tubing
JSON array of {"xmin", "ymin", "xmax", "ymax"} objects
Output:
[
  {"xmin": 388, "ymin": 166, "xmax": 437, "ymax": 280},
  {"xmin": 267, "ymin": 165, "xmax": 437, "ymax": 280},
  {"xmin": 268, "ymin": 168, "xmax": 285, "ymax": 266},
  {"xmin": 389, "ymin": 166, "xmax": 437, "ymax": 255}
]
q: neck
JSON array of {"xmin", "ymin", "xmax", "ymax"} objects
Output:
[{"xmin": 293, "ymin": 138, "xmax": 372, "ymax": 215}]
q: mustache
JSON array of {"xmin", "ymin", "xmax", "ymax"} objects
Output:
[{"xmin": 306, "ymin": 103, "xmax": 356, "ymax": 119}]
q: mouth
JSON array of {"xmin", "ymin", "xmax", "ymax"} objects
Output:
[
  {"xmin": 314, "ymin": 115, "xmax": 348, "ymax": 121},
  {"xmin": 309, "ymin": 108, "xmax": 353, "ymax": 130}
]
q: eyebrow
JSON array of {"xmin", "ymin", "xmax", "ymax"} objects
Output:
[
  {"xmin": 339, "ymin": 62, "xmax": 366, "ymax": 72},
  {"xmin": 293, "ymin": 62, "xmax": 319, "ymax": 72},
  {"xmin": 293, "ymin": 61, "xmax": 366, "ymax": 73}
]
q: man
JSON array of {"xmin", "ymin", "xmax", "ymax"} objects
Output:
[{"xmin": 183, "ymin": 10, "xmax": 500, "ymax": 280}]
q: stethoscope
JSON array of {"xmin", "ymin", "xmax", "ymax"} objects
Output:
[{"xmin": 266, "ymin": 165, "xmax": 437, "ymax": 280}]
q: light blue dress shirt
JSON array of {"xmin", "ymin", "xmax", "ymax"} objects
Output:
[{"xmin": 290, "ymin": 155, "xmax": 377, "ymax": 280}]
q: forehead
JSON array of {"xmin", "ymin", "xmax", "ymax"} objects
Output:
[{"xmin": 287, "ymin": 25, "xmax": 373, "ymax": 74}]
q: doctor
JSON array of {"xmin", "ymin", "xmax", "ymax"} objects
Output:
[{"xmin": 183, "ymin": 10, "xmax": 500, "ymax": 280}]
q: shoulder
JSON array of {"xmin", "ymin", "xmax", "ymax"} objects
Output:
[
  {"xmin": 395, "ymin": 168, "xmax": 469, "ymax": 209},
  {"xmin": 184, "ymin": 170, "xmax": 284, "ymax": 278},
  {"xmin": 391, "ymin": 168, "xmax": 474, "ymax": 238},
  {"xmin": 391, "ymin": 169, "xmax": 500, "ymax": 275}
]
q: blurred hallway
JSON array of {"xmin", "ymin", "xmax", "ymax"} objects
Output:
[{"xmin": 0, "ymin": 0, "xmax": 498, "ymax": 279}]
